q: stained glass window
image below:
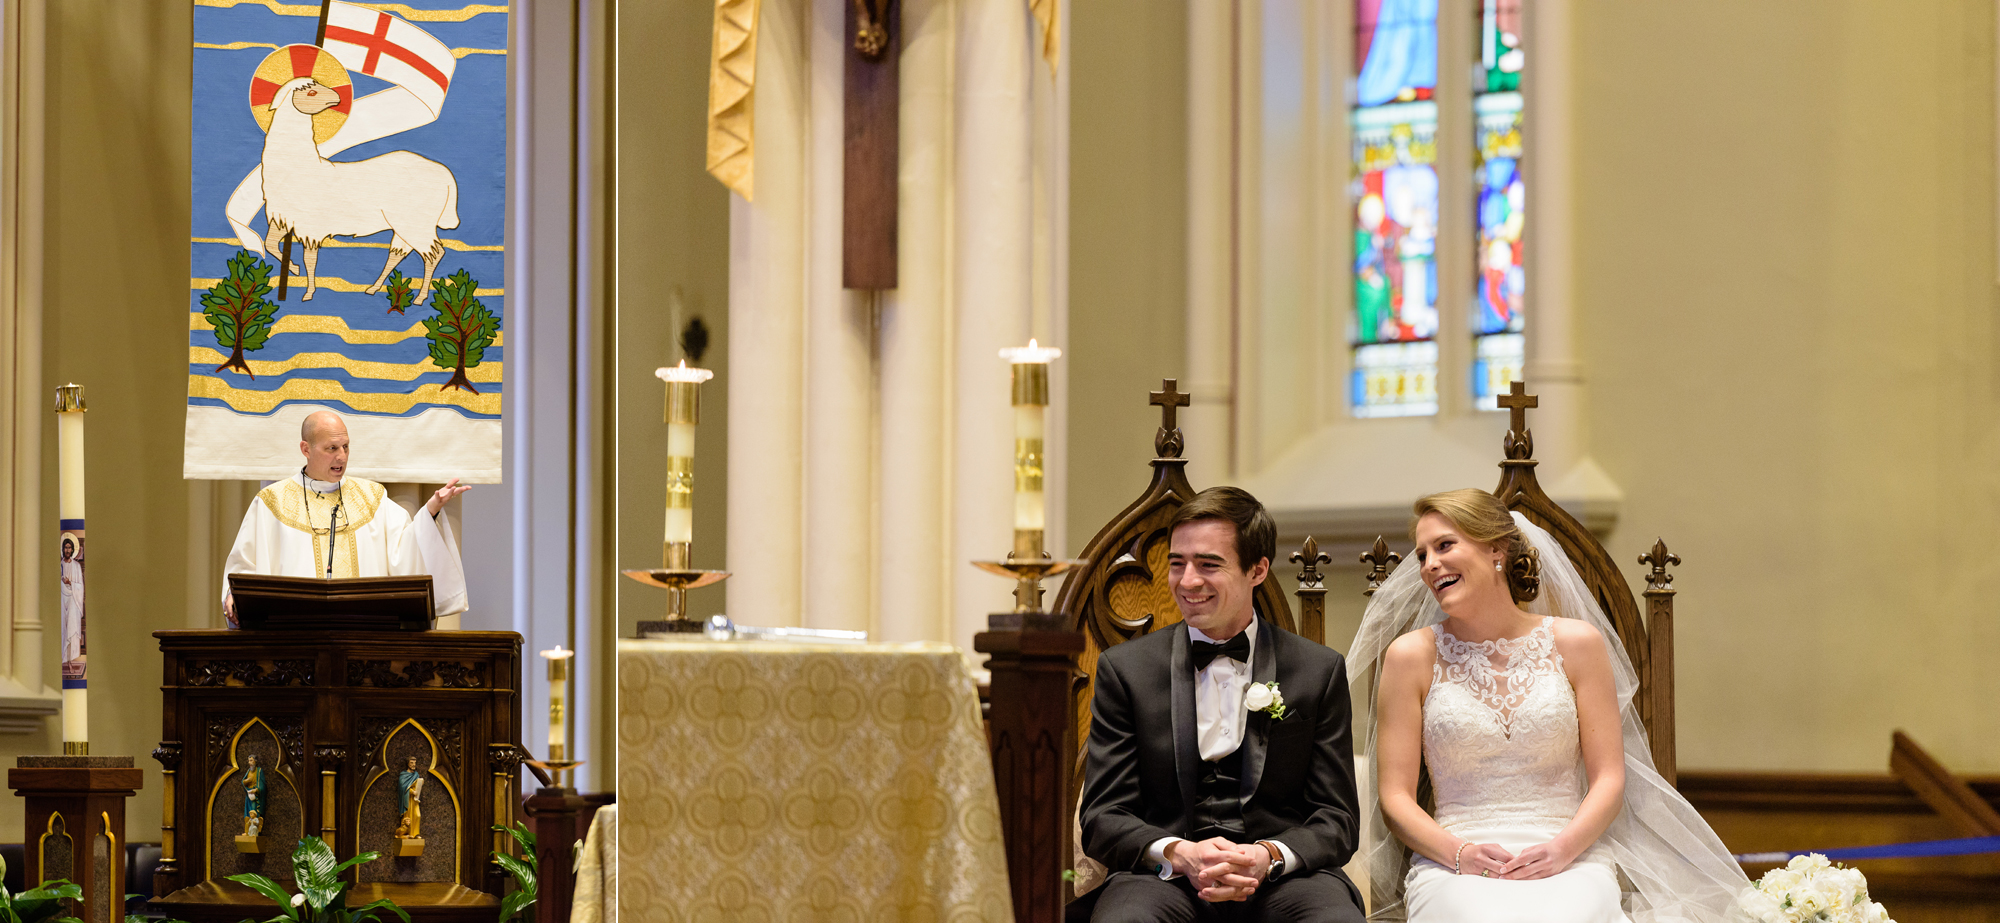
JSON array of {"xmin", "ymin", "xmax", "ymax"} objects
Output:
[
  {"xmin": 1471, "ymin": 0, "xmax": 1524, "ymax": 409},
  {"xmin": 1350, "ymin": 0, "xmax": 1439, "ymax": 418}
]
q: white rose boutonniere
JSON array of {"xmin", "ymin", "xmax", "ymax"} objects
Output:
[{"xmin": 1244, "ymin": 681, "xmax": 1287, "ymax": 721}]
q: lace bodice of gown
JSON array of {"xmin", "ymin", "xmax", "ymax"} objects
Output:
[{"xmin": 1422, "ymin": 617, "xmax": 1584, "ymax": 833}]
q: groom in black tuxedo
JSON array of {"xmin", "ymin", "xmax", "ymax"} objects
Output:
[{"xmin": 1081, "ymin": 487, "xmax": 1364, "ymax": 922}]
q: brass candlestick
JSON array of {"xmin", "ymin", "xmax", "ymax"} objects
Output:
[
  {"xmin": 971, "ymin": 528, "xmax": 1083, "ymax": 620},
  {"xmin": 623, "ymin": 362, "xmax": 730, "ymax": 631},
  {"xmin": 622, "ymin": 544, "xmax": 731, "ymax": 631},
  {"xmin": 973, "ymin": 343, "xmax": 1083, "ymax": 626}
]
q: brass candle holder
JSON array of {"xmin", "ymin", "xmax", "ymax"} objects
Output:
[
  {"xmin": 973, "ymin": 343, "xmax": 1083, "ymax": 628},
  {"xmin": 971, "ymin": 530, "xmax": 1084, "ymax": 628},
  {"xmin": 623, "ymin": 362, "xmax": 730, "ymax": 631}
]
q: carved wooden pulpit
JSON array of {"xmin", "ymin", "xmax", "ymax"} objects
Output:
[{"xmin": 150, "ymin": 629, "xmax": 527, "ymax": 923}]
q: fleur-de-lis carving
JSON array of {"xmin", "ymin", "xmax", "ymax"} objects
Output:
[
  {"xmin": 1359, "ymin": 536, "xmax": 1403, "ymax": 597},
  {"xmin": 1639, "ymin": 538, "xmax": 1681, "ymax": 592},
  {"xmin": 1290, "ymin": 537, "xmax": 1330, "ymax": 590}
]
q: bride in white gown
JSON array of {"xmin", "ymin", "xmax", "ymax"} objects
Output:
[{"xmin": 1348, "ymin": 489, "xmax": 1749, "ymax": 922}]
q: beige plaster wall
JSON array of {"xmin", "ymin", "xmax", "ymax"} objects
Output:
[
  {"xmin": 612, "ymin": 0, "xmax": 732, "ymax": 636},
  {"xmin": 1575, "ymin": 0, "xmax": 1999, "ymax": 772},
  {"xmin": 23, "ymin": 0, "xmax": 193, "ymax": 844},
  {"xmin": 1065, "ymin": 0, "xmax": 1192, "ymax": 539},
  {"xmin": 1062, "ymin": 0, "xmax": 2000, "ymax": 774}
]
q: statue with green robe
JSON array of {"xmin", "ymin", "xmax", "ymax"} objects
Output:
[{"xmin": 241, "ymin": 754, "xmax": 265, "ymax": 837}]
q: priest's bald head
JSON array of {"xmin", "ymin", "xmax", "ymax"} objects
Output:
[{"xmin": 299, "ymin": 410, "xmax": 350, "ymax": 483}]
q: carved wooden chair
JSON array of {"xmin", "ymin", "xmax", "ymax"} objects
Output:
[
  {"xmin": 1026, "ymin": 381, "xmax": 1326, "ymax": 905},
  {"xmin": 1051, "ymin": 380, "xmax": 1315, "ymax": 780},
  {"xmin": 1365, "ymin": 382, "xmax": 1681, "ymax": 783}
]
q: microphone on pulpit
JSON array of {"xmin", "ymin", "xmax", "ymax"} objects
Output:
[
  {"xmin": 302, "ymin": 471, "xmax": 345, "ymax": 578},
  {"xmin": 325, "ymin": 499, "xmax": 342, "ymax": 578}
]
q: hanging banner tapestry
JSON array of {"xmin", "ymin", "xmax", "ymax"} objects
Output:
[{"xmin": 188, "ymin": 0, "xmax": 507, "ymax": 482}]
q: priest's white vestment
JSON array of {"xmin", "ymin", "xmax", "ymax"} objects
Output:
[{"xmin": 223, "ymin": 476, "xmax": 469, "ymax": 619}]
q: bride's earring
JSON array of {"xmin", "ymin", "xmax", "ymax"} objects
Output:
[{"xmin": 1494, "ymin": 562, "xmax": 1503, "ymax": 571}]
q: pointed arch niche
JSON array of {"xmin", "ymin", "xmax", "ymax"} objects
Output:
[{"xmin": 1184, "ymin": 0, "xmax": 1620, "ymax": 574}]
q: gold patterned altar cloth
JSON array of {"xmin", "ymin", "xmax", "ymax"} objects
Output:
[{"xmin": 618, "ymin": 640, "xmax": 1012, "ymax": 923}]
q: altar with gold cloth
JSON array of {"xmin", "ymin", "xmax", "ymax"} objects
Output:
[{"xmin": 616, "ymin": 640, "xmax": 1011, "ymax": 922}]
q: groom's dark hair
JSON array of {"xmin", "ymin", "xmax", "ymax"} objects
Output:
[{"xmin": 1171, "ymin": 486, "xmax": 1276, "ymax": 572}]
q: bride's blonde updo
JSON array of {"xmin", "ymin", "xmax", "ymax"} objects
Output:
[{"xmin": 1410, "ymin": 488, "xmax": 1541, "ymax": 603}]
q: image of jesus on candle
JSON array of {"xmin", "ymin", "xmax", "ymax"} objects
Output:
[{"xmin": 58, "ymin": 532, "xmax": 84, "ymax": 676}]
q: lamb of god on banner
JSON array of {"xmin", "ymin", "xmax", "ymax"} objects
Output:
[{"xmin": 188, "ymin": 0, "xmax": 505, "ymax": 483}]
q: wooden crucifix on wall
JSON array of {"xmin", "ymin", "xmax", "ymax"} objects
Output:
[{"xmin": 845, "ymin": 0, "xmax": 898, "ymax": 289}]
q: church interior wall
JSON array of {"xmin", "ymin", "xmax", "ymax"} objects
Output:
[
  {"xmin": 3, "ymin": 0, "xmax": 1998, "ymax": 854},
  {"xmin": 1064, "ymin": 0, "xmax": 1192, "ymax": 540},
  {"xmin": 1571, "ymin": 0, "xmax": 2000, "ymax": 773},
  {"xmin": 1063, "ymin": 0, "xmax": 2000, "ymax": 777},
  {"xmin": 25, "ymin": 0, "xmax": 193, "ymax": 845},
  {"xmin": 611, "ymin": 0, "xmax": 733, "ymax": 640}
]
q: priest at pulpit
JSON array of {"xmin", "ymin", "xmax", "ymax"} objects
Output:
[{"xmin": 221, "ymin": 410, "xmax": 472, "ymax": 627}]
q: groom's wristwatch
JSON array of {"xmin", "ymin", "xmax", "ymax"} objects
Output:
[{"xmin": 1257, "ymin": 840, "xmax": 1285, "ymax": 879}]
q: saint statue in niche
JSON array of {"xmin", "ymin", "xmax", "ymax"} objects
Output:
[
  {"xmin": 241, "ymin": 754, "xmax": 266, "ymax": 837},
  {"xmin": 394, "ymin": 757, "xmax": 424, "ymax": 839}
]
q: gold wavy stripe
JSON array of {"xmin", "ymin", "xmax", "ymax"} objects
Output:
[
  {"xmin": 191, "ymin": 275, "xmax": 503, "ymax": 297},
  {"xmin": 189, "ymin": 374, "xmax": 501, "ymax": 415},
  {"xmin": 193, "ymin": 0, "xmax": 509, "ymax": 23},
  {"xmin": 187, "ymin": 312, "xmax": 507, "ymax": 348},
  {"xmin": 192, "ymin": 236, "xmax": 504, "ymax": 253},
  {"xmin": 194, "ymin": 41, "xmax": 504, "ymax": 58},
  {"xmin": 189, "ymin": 347, "xmax": 503, "ymax": 383}
]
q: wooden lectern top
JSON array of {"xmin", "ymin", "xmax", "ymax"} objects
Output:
[{"xmin": 228, "ymin": 574, "xmax": 434, "ymax": 631}]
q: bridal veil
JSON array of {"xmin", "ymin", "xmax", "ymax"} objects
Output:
[{"xmin": 1348, "ymin": 512, "xmax": 1748, "ymax": 922}]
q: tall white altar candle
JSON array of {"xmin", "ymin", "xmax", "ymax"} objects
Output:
[
  {"xmin": 54, "ymin": 384, "xmax": 87, "ymax": 754},
  {"xmin": 998, "ymin": 342, "xmax": 1060, "ymax": 547},
  {"xmin": 655, "ymin": 362, "xmax": 714, "ymax": 564},
  {"xmin": 542, "ymin": 644, "xmax": 572, "ymax": 760}
]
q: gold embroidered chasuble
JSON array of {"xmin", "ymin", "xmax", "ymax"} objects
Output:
[{"xmin": 223, "ymin": 476, "xmax": 469, "ymax": 617}]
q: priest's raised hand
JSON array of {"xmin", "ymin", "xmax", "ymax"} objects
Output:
[
  {"xmin": 1078, "ymin": 487, "xmax": 1364, "ymax": 922},
  {"xmin": 221, "ymin": 410, "xmax": 471, "ymax": 628}
]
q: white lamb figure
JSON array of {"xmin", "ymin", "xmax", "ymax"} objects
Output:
[{"xmin": 261, "ymin": 77, "xmax": 460, "ymax": 304}]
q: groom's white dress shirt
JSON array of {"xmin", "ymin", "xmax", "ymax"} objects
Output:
[{"xmin": 1146, "ymin": 619, "xmax": 1300, "ymax": 880}]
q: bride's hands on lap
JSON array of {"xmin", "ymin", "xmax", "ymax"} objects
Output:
[{"xmin": 1498, "ymin": 618, "xmax": 1628, "ymax": 880}]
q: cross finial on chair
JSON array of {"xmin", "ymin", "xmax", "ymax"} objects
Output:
[
  {"xmin": 1496, "ymin": 380, "xmax": 1537, "ymax": 460},
  {"xmin": 1150, "ymin": 379, "xmax": 1191, "ymax": 458}
]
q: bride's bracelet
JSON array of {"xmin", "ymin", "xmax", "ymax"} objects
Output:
[{"xmin": 1453, "ymin": 841, "xmax": 1469, "ymax": 875}]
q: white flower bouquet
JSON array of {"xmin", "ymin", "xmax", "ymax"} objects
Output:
[{"xmin": 1737, "ymin": 854, "xmax": 1894, "ymax": 923}]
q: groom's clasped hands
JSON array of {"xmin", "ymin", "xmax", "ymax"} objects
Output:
[{"xmin": 1166, "ymin": 837, "xmax": 1273, "ymax": 902}]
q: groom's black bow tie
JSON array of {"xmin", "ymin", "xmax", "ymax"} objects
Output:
[{"xmin": 1190, "ymin": 634, "xmax": 1250, "ymax": 672}]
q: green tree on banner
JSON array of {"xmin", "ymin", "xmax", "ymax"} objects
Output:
[
  {"xmin": 422, "ymin": 269, "xmax": 498, "ymax": 394},
  {"xmin": 383, "ymin": 269, "xmax": 419, "ymax": 315},
  {"xmin": 202, "ymin": 250, "xmax": 279, "ymax": 378}
]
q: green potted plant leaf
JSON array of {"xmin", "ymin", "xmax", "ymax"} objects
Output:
[
  {"xmin": 0, "ymin": 873, "xmax": 83, "ymax": 923},
  {"xmin": 225, "ymin": 838, "xmax": 407, "ymax": 923},
  {"xmin": 489, "ymin": 823, "xmax": 536, "ymax": 923}
]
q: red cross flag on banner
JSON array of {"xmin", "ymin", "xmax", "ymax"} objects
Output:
[{"xmin": 319, "ymin": 1, "xmax": 456, "ymax": 119}]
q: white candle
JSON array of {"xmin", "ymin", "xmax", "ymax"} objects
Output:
[
  {"xmin": 656, "ymin": 363, "xmax": 713, "ymax": 553},
  {"xmin": 664, "ymin": 422, "xmax": 696, "ymax": 544},
  {"xmin": 54, "ymin": 384, "xmax": 86, "ymax": 752},
  {"xmin": 998, "ymin": 342, "xmax": 1060, "ymax": 538},
  {"xmin": 1013, "ymin": 404, "xmax": 1045, "ymax": 530},
  {"xmin": 541, "ymin": 645, "xmax": 572, "ymax": 759}
]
